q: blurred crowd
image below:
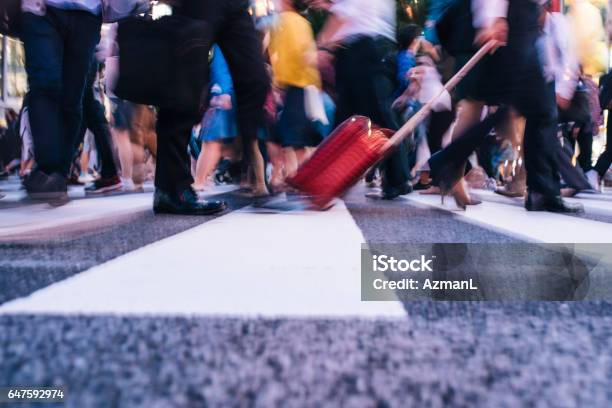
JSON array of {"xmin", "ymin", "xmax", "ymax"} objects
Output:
[{"xmin": 0, "ymin": 0, "xmax": 610, "ymax": 214}]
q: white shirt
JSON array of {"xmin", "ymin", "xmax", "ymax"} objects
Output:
[
  {"xmin": 471, "ymin": 0, "xmax": 549, "ymax": 28},
  {"xmin": 329, "ymin": 0, "xmax": 396, "ymax": 42},
  {"xmin": 541, "ymin": 12, "xmax": 579, "ymax": 99},
  {"xmin": 471, "ymin": 0, "xmax": 509, "ymax": 28}
]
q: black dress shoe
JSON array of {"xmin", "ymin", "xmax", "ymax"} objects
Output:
[
  {"xmin": 23, "ymin": 171, "xmax": 68, "ymax": 200},
  {"xmin": 412, "ymin": 181, "xmax": 432, "ymax": 191},
  {"xmin": 381, "ymin": 183, "xmax": 413, "ymax": 200},
  {"xmin": 154, "ymin": 187, "xmax": 227, "ymax": 215},
  {"xmin": 525, "ymin": 191, "xmax": 584, "ymax": 214}
]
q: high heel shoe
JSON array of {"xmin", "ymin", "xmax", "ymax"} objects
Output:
[
  {"xmin": 430, "ymin": 154, "xmax": 470, "ymax": 210},
  {"xmin": 437, "ymin": 174, "xmax": 482, "ymax": 210}
]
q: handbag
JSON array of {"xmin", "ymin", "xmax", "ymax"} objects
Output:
[
  {"xmin": 114, "ymin": 15, "xmax": 213, "ymax": 115},
  {"xmin": 102, "ymin": 0, "xmax": 151, "ymax": 24},
  {"xmin": 435, "ymin": 0, "xmax": 476, "ymax": 57},
  {"xmin": 304, "ymin": 86, "xmax": 329, "ymax": 126},
  {"xmin": 0, "ymin": 0, "xmax": 21, "ymax": 36}
]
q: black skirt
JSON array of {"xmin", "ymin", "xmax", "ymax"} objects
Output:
[{"xmin": 277, "ymin": 86, "xmax": 322, "ymax": 148}]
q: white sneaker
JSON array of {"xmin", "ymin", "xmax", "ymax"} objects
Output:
[
  {"xmin": 585, "ymin": 170, "xmax": 602, "ymax": 193},
  {"xmin": 78, "ymin": 172, "xmax": 95, "ymax": 183},
  {"xmin": 121, "ymin": 179, "xmax": 143, "ymax": 193}
]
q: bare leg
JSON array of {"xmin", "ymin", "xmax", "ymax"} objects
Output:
[
  {"xmin": 448, "ymin": 100, "xmax": 485, "ymax": 203},
  {"xmin": 266, "ymin": 141, "xmax": 285, "ymax": 189},
  {"xmin": 131, "ymin": 142, "xmax": 146, "ymax": 188},
  {"xmin": 284, "ymin": 147, "xmax": 299, "ymax": 179},
  {"xmin": 193, "ymin": 141, "xmax": 223, "ymax": 190},
  {"xmin": 80, "ymin": 150, "xmax": 90, "ymax": 176},
  {"xmin": 295, "ymin": 147, "xmax": 312, "ymax": 167},
  {"xmin": 250, "ymin": 139, "xmax": 268, "ymax": 196},
  {"xmin": 112, "ymin": 128, "xmax": 133, "ymax": 184}
]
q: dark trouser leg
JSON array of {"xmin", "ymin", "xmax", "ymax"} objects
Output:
[
  {"xmin": 555, "ymin": 139, "xmax": 591, "ymax": 191},
  {"xmin": 594, "ymin": 121, "xmax": 612, "ymax": 178},
  {"xmin": 59, "ymin": 10, "xmax": 101, "ymax": 175},
  {"xmin": 216, "ymin": 6, "xmax": 269, "ymax": 161},
  {"xmin": 155, "ymin": 109, "xmax": 199, "ymax": 193},
  {"xmin": 514, "ymin": 73, "xmax": 561, "ymax": 196},
  {"xmin": 21, "ymin": 12, "xmax": 64, "ymax": 175},
  {"xmin": 427, "ymin": 110, "xmax": 454, "ymax": 155},
  {"xmin": 576, "ymin": 121, "xmax": 594, "ymax": 172},
  {"xmin": 429, "ymin": 109, "xmax": 505, "ymax": 183},
  {"xmin": 81, "ymin": 61, "xmax": 118, "ymax": 178},
  {"xmin": 522, "ymin": 114, "xmax": 561, "ymax": 196},
  {"xmin": 334, "ymin": 37, "xmax": 410, "ymax": 190}
]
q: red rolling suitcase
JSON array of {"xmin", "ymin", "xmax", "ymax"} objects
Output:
[{"xmin": 288, "ymin": 41, "xmax": 496, "ymax": 209}]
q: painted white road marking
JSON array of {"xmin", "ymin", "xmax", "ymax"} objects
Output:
[
  {"xmin": 0, "ymin": 185, "xmax": 238, "ymax": 238},
  {"xmin": 405, "ymin": 191, "xmax": 612, "ymax": 244},
  {"xmin": 0, "ymin": 201, "xmax": 406, "ymax": 318}
]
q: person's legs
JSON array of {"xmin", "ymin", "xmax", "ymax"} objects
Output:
[
  {"xmin": 216, "ymin": 5, "xmax": 269, "ymax": 167},
  {"xmin": 113, "ymin": 128, "xmax": 134, "ymax": 182},
  {"xmin": 82, "ymin": 62, "xmax": 118, "ymax": 179},
  {"xmin": 576, "ymin": 121, "xmax": 594, "ymax": 173},
  {"xmin": 193, "ymin": 141, "xmax": 223, "ymax": 190},
  {"xmin": 80, "ymin": 146, "xmax": 90, "ymax": 176},
  {"xmin": 266, "ymin": 141, "xmax": 285, "ymax": 188},
  {"xmin": 20, "ymin": 11, "xmax": 64, "ymax": 176},
  {"xmin": 335, "ymin": 37, "xmax": 410, "ymax": 197},
  {"xmin": 60, "ymin": 10, "xmax": 101, "ymax": 175},
  {"xmin": 451, "ymin": 100, "xmax": 484, "ymax": 141},
  {"xmin": 517, "ymin": 82, "xmax": 561, "ymax": 198},
  {"xmin": 593, "ymin": 125, "xmax": 612, "ymax": 179},
  {"xmin": 249, "ymin": 139, "xmax": 268, "ymax": 195},
  {"xmin": 283, "ymin": 147, "xmax": 299, "ymax": 180},
  {"xmin": 155, "ymin": 108, "xmax": 199, "ymax": 193},
  {"xmin": 154, "ymin": 105, "xmax": 227, "ymax": 215},
  {"xmin": 429, "ymin": 110, "xmax": 506, "ymax": 190}
]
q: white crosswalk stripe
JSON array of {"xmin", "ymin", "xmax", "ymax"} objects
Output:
[
  {"xmin": 0, "ymin": 184, "xmax": 238, "ymax": 238},
  {"xmin": 0, "ymin": 200, "xmax": 406, "ymax": 318},
  {"xmin": 1, "ymin": 183, "xmax": 611, "ymax": 316},
  {"xmin": 404, "ymin": 190, "xmax": 612, "ymax": 244}
]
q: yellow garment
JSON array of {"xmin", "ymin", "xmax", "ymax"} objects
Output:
[
  {"xmin": 568, "ymin": 0, "xmax": 607, "ymax": 76},
  {"xmin": 268, "ymin": 11, "xmax": 321, "ymax": 89}
]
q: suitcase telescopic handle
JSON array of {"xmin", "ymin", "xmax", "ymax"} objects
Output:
[{"xmin": 384, "ymin": 40, "xmax": 497, "ymax": 151}]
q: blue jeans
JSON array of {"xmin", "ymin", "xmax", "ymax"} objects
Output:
[{"xmin": 21, "ymin": 7, "xmax": 101, "ymax": 176}]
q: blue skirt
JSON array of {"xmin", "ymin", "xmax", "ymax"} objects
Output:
[{"xmin": 199, "ymin": 107, "xmax": 238, "ymax": 142}]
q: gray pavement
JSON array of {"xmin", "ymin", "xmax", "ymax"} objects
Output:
[{"xmin": 1, "ymin": 179, "xmax": 612, "ymax": 407}]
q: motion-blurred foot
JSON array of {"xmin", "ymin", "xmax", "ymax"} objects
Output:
[
  {"xmin": 85, "ymin": 175, "xmax": 123, "ymax": 195},
  {"xmin": 585, "ymin": 170, "xmax": 602, "ymax": 193},
  {"xmin": 525, "ymin": 192, "xmax": 584, "ymax": 214},
  {"xmin": 495, "ymin": 184, "xmax": 526, "ymax": 198},
  {"xmin": 412, "ymin": 180, "xmax": 432, "ymax": 191},
  {"xmin": 366, "ymin": 183, "xmax": 413, "ymax": 200},
  {"xmin": 23, "ymin": 170, "xmax": 68, "ymax": 201},
  {"xmin": 68, "ymin": 174, "xmax": 85, "ymax": 186},
  {"xmin": 122, "ymin": 179, "xmax": 144, "ymax": 193},
  {"xmin": 153, "ymin": 187, "xmax": 227, "ymax": 216}
]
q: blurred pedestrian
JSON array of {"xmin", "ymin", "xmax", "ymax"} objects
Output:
[
  {"xmin": 316, "ymin": 0, "xmax": 413, "ymax": 200},
  {"xmin": 151, "ymin": 0, "xmax": 270, "ymax": 215},
  {"xmin": 80, "ymin": 59, "xmax": 123, "ymax": 194},
  {"xmin": 269, "ymin": 0, "xmax": 324, "ymax": 181},
  {"xmin": 192, "ymin": 45, "xmax": 239, "ymax": 193},
  {"xmin": 20, "ymin": 0, "xmax": 103, "ymax": 199},
  {"xmin": 429, "ymin": 0, "xmax": 584, "ymax": 213}
]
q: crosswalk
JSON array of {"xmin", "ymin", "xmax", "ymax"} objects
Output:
[
  {"xmin": 404, "ymin": 190, "xmax": 612, "ymax": 243},
  {"xmin": 1, "ymin": 180, "xmax": 612, "ymax": 316},
  {"xmin": 2, "ymin": 180, "xmax": 612, "ymax": 406}
]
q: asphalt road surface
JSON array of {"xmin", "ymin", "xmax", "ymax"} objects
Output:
[{"xmin": 1, "ymin": 176, "xmax": 611, "ymax": 407}]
